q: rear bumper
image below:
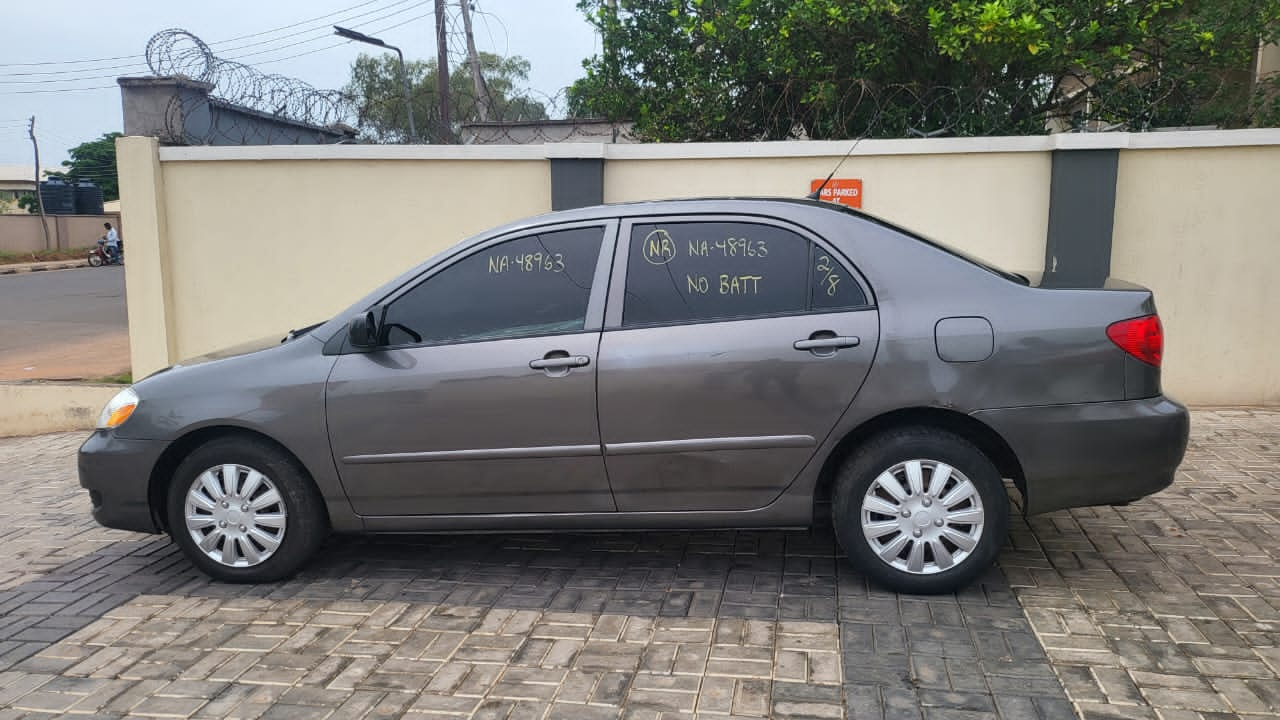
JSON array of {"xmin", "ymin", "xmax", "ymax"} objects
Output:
[
  {"xmin": 972, "ymin": 396, "xmax": 1189, "ymax": 515},
  {"xmin": 78, "ymin": 430, "xmax": 167, "ymax": 534}
]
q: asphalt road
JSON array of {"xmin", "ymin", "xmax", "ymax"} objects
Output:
[{"xmin": 0, "ymin": 266, "xmax": 128, "ymax": 378}]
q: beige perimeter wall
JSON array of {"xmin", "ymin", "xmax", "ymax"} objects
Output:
[
  {"xmin": 1112, "ymin": 145, "xmax": 1280, "ymax": 405},
  {"xmin": 118, "ymin": 139, "xmax": 552, "ymax": 372},
  {"xmin": 118, "ymin": 134, "xmax": 1280, "ymax": 404},
  {"xmin": 0, "ymin": 383, "xmax": 122, "ymax": 437},
  {"xmin": 160, "ymin": 159, "xmax": 549, "ymax": 363},
  {"xmin": 0, "ymin": 213, "xmax": 122, "ymax": 253},
  {"xmin": 605, "ymin": 152, "xmax": 1051, "ymax": 273}
]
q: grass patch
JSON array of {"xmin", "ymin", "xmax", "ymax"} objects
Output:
[
  {"xmin": 90, "ymin": 372, "xmax": 132, "ymax": 385},
  {"xmin": 0, "ymin": 247, "xmax": 93, "ymax": 266}
]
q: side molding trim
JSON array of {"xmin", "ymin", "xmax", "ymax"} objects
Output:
[{"xmin": 606, "ymin": 435, "xmax": 815, "ymax": 456}]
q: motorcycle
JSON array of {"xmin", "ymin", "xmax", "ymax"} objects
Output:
[{"xmin": 88, "ymin": 238, "xmax": 123, "ymax": 267}]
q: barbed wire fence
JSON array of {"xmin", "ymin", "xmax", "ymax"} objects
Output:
[
  {"xmin": 137, "ymin": 12, "xmax": 1279, "ymax": 148},
  {"xmin": 437, "ymin": 75, "xmax": 1278, "ymax": 146},
  {"xmin": 145, "ymin": 29, "xmax": 357, "ymax": 146},
  {"xmin": 139, "ymin": 23, "xmax": 595, "ymax": 147},
  {"xmin": 137, "ymin": 4, "xmax": 623, "ymax": 147},
  {"xmin": 515, "ymin": 71, "xmax": 1274, "ymax": 146},
  {"xmin": 139, "ymin": 20, "xmax": 1091, "ymax": 146}
]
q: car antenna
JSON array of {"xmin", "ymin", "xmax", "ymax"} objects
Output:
[{"xmin": 807, "ymin": 131, "xmax": 871, "ymax": 201}]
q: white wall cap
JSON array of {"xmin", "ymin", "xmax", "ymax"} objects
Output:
[{"xmin": 157, "ymin": 128, "xmax": 1280, "ymax": 163}]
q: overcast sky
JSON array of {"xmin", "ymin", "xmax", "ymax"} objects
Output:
[{"xmin": 0, "ymin": 0, "xmax": 600, "ymax": 167}]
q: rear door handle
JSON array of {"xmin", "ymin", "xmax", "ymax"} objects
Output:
[
  {"xmin": 529, "ymin": 355, "xmax": 590, "ymax": 370},
  {"xmin": 794, "ymin": 336, "xmax": 860, "ymax": 351}
]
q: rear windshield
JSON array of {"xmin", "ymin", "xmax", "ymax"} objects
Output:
[
  {"xmin": 909, "ymin": 234, "xmax": 1030, "ymax": 285},
  {"xmin": 818, "ymin": 202, "xmax": 1030, "ymax": 285}
]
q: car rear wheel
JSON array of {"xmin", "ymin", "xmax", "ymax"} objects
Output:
[
  {"xmin": 832, "ymin": 427, "xmax": 1009, "ymax": 594},
  {"xmin": 166, "ymin": 437, "xmax": 327, "ymax": 583}
]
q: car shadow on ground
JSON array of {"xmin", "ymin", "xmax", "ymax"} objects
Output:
[
  {"xmin": 0, "ymin": 523, "xmax": 1021, "ymax": 663},
  {"xmin": 2, "ymin": 522, "xmax": 1078, "ymax": 718}
]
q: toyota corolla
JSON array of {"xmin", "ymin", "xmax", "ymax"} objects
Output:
[{"xmin": 80, "ymin": 199, "xmax": 1189, "ymax": 594}]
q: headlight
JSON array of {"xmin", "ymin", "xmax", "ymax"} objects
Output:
[{"xmin": 97, "ymin": 387, "xmax": 139, "ymax": 430}]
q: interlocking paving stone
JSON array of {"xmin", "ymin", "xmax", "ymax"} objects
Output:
[
  {"xmin": 1003, "ymin": 408, "xmax": 1280, "ymax": 719},
  {"xmin": 0, "ymin": 409, "xmax": 1276, "ymax": 717}
]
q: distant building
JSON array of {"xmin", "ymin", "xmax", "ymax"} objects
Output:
[{"xmin": 0, "ymin": 164, "xmax": 59, "ymax": 213}]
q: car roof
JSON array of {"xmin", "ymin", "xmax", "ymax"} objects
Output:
[
  {"xmin": 512, "ymin": 196, "xmax": 859, "ymax": 225},
  {"xmin": 458, "ymin": 197, "xmax": 884, "ymax": 241}
]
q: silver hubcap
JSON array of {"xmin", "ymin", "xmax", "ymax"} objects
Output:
[
  {"xmin": 184, "ymin": 464, "xmax": 286, "ymax": 568},
  {"xmin": 860, "ymin": 459, "xmax": 984, "ymax": 575}
]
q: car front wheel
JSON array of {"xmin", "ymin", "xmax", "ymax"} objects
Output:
[
  {"xmin": 166, "ymin": 436, "xmax": 327, "ymax": 583},
  {"xmin": 832, "ymin": 427, "xmax": 1009, "ymax": 594}
]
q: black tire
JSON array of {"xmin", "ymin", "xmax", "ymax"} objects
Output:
[
  {"xmin": 831, "ymin": 427, "xmax": 1009, "ymax": 595},
  {"xmin": 166, "ymin": 436, "xmax": 328, "ymax": 583},
  {"xmin": 87, "ymin": 253, "xmax": 103, "ymax": 267}
]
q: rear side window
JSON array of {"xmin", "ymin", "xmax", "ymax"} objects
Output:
[
  {"xmin": 383, "ymin": 226, "xmax": 603, "ymax": 345},
  {"xmin": 811, "ymin": 249, "xmax": 868, "ymax": 310},
  {"xmin": 622, "ymin": 221, "xmax": 867, "ymax": 327}
]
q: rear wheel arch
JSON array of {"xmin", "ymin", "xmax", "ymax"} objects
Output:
[
  {"xmin": 812, "ymin": 407, "xmax": 1026, "ymax": 520},
  {"xmin": 148, "ymin": 426, "xmax": 324, "ymax": 533}
]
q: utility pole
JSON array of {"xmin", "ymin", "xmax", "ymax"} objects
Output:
[
  {"xmin": 603, "ymin": 0, "xmax": 619, "ymax": 102},
  {"xmin": 27, "ymin": 116, "xmax": 50, "ymax": 251},
  {"xmin": 434, "ymin": 0, "xmax": 452, "ymax": 142},
  {"xmin": 458, "ymin": 0, "xmax": 488, "ymax": 122}
]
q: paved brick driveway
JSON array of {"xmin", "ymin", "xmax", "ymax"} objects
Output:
[{"xmin": 0, "ymin": 409, "xmax": 1276, "ymax": 719}]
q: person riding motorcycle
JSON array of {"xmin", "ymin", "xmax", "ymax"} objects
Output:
[{"xmin": 102, "ymin": 222, "xmax": 120, "ymax": 264}]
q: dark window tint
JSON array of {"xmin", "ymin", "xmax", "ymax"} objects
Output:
[
  {"xmin": 384, "ymin": 226, "xmax": 602, "ymax": 345},
  {"xmin": 810, "ymin": 248, "xmax": 868, "ymax": 310},
  {"xmin": 623, "ymin": 222, "xmax": 809, "ymax": 326}
]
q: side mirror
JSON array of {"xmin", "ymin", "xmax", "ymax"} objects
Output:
[{"xmin": 348, "ymin": 310, "xmax": 381, "ymax": 349}]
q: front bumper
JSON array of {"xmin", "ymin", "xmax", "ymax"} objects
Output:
[
  {"xmin": 972, "ymin": 396, "xmax": 1189, "ymax": 515},
  {"xmin": 78, "ymin": 430, "xmax": 168, "ymax": 533}
]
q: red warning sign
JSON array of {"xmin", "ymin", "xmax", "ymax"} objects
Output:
[{"xmin": 810, "ymin": 178, "xmax": 863, "ymax": 208}]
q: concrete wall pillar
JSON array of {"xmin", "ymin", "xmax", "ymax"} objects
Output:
[
  {"xmin": 546, "ymin": 144, "xmax": 606, "ymax": 211},
  {"xmin": 115, "ymin": 136, "xmax": 174, "ymax": 377},
  {"xmin": 1043, "ymin": 149, "xmax": 1119, "ymax": 285},
  {"xmin": 550, "ymin": 158, "xmax": 605, "ymax": 210}
]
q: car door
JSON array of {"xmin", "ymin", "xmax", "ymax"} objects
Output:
[
  {"xmin": 325, "ymin": 221, "xmax": 617, "ymax": 517},
  {"xmin": 596, "ymin": 215, "xmax": 879, "ymax": 512}
]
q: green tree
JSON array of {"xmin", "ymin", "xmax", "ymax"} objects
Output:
[
  {"xmin": 570, "ymin": 0, "xmax": 1280, "ymax": 141},
  {"xmin": 47, "ymin": 132, "xmax": 122, "ymax": 201},
  {"xmin": 346, "ymin": 52, "xmax": 548, "ymax": 143},
  {"xmin": 17, "ymin": 194, "xmax": 39, "ymax": 214}
]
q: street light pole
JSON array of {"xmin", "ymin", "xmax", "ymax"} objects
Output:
[
  {"xmin": 334, "ymin": 25, "xmax": 418, "ymax": 143},
  {"xmin": 390, "ymin": 44, "xmax": 417, "ymax": 143}
]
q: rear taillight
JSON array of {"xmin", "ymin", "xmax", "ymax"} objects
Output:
[{"xmin": 1107, "ymin": 315, "xmax": 1163, "ymax": 367}]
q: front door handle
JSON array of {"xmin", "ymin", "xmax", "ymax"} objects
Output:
[
  {"xmin": 529, "ymin": 354, "xmax": 591, "ymax": 371},
  {"xmin": 794, "ymin": 335, "xmax": 860, "ymax": 351}
]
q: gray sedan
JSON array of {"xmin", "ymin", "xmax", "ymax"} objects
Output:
[{"xmin": 79, "ymin": 199, "xmax": 1189, "ymax": 594}]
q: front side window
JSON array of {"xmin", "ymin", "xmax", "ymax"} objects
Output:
[
  {"xmin": 383, "ymin": 226, "xmax": 603, "ymax": 345},
  {"xmin": 622, "ymin": 220, "xmax": 867, "ymax": 327}
]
